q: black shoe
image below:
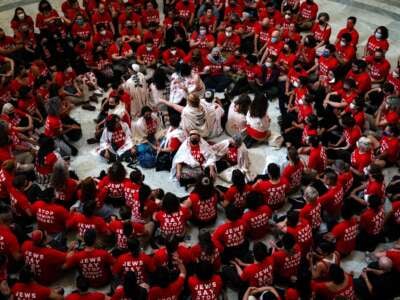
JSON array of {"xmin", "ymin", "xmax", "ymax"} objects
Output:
[
  {"xmin": 70, "ymin": 146, "xmax": 78, "ymax": 156},
  {"xmin": 82, "ymin": 104, "xmax": 96, "ymax": 111},
  {"xmin": 89, "ymin": 95, "xmax": 98, "ymax": 103},
  {"xmin": 86, "ymin": 137, "xmax": 99, "ymax": 144}
]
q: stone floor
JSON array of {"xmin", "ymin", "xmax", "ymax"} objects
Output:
[{"xmin": 1, "ymin": 0, "xmax": 400, "ymax": 294}]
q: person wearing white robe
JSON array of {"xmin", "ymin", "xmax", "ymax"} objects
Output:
[
  {"xmin": 132, "ymin": 108, "xmax": 161, "ymax": 143},
  {"xmin": 122, "ymin": 64, "xmax": 151, "ymax": 117},
  {"xmin": 171, "ymin": 130, "xmax": 217, "ymax": 185},
  {"xmin": 201, "ymin": 90, "xmax": 224, "ymax": 138},
  {"xmin": 225, "ymin": 94, "xmax": 251, "ymax": 137}
]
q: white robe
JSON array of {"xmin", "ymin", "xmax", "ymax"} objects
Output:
[
  {"xmin": 132, "ymin": 113, "xmax": 160, "ymax": 142},
  {"xmin": 211, "ymin": 139, "xmax": 254, "ymax": 181},
  {"xmin": 99, "ymin": 122, "xmax": 133, "ymax": 156},
  {"xmin": 122, "ymin": 72, "xmax": 150, "ymax": 117},
  {"xmin": 180, "ymin": 104, "xmax": 209, "ymax": 137},
  {"xmin": 171, "ymin": 138, "xmax": 216, "ymax": 179},
  {"xmin": 169, "ymin": 72, "xmax": 205, "ymax": 104},
  {"xmin": 161, "ymin": 127, "xmax": 186, "ymax": 149},
  {"xmin": 201, "ymin": 99, "xmax": 224, "ymax": 138},
  {"xmin": 225, "ymin": 102, "xmax": 247, "ymax": 137}
]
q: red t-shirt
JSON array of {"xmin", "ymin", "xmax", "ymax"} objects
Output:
[
  {"xmin": 318, "ymin": 56, "xmax": 339, "ymax": 78},
  {"xmin": 112, "ymin": 252, "xmax": 155, "ymax": 284},
  {"xmin": 67, "ymin": 212, "xmax": 109, "ymax": 239},
  {"xmin": 31, "ymin": 201, "xmax": 69, "ymax": 234},
  {"xmin": 66, "ymin": 292, "xmax": 105, "ymax": 300},
  {"xmin": 154, "ymin": 207, "xmax": 190, "ymax": 237},
  {"xmin": 241, "ymin": 256, "xmax": 274, "ymax": 287},
  {"xmin": 286, "ymin": 219, "xmax": 313, "ymax": 255},
  {"xmin": 337, "ymin": 28, "xmax": 359, "ymax": 47},
  {"xmin": 98, "ymin": 176, "xmax": 129, "ymax": 205},
  {"xmin": 212, "ymin": 219, "xmax": 247, "ymax": 249},
  {"xmin": 216, "ymin": 32, "xmax": 241, "ymax": 54},
  {"xmin": 12, "ymin": 282, "xmax": 51, "ymax": 300},
  {"xmin": 311, "ymin": 23, "xmax": 331, "ymax": 43},
  {"xmin": 0, "ymin": 168, "xmax": 14, "ymax": 199},
  {"xmin": 366, "ymin": 35, "xmax": 389, "ymax": 56},
  {"xmin": 44, "ymin": 115, "xmax": 62, "ymax": 138},
  {"xmin": 308, "ymin": 145, "xmax": 327, "ymax": 174},
  {"xmin": 331, "ymin": 218, "xmax": 359, "ymax": 255},
  {"xmin": 189, "ymin": 192, "xmax": 218, "ymax": 223},
  {"xmin": 65, "ymin": 248, "xmax": 114, "ymax": 287},
  {"xmin": 318, "ymin": 184, "xmax": 344, "ymax": 216},
  {"xmin": 0, "ymin": 225, "xmax": 20, "ymax": 262},
  {"xmin": 386, "ymin": 249, "xmax": 400, "ymax": 272},
  {"xmin": 9, "ymin": 187, "xmax": 31, "ymax": 217},
  {"xmin": 364, "ymin": 56, "xmax": 391, "ymax": 81},
  {"xmin": 149, "ymin": 276, "xmax": 185, "ymax": 300},
  {"xmin": 360, "ymin": 207, "xmax": 385, "ymax": 236},
  {"xmin": 136, "ymin": 44, "xmax": 160, "ymax": 64},
  {"xmin": 272, "ymin": 244, "xmax": 302, "ymax": 280},
  {"xmin": 300, "ymin": 201, "xmax": 322, "ymax": 230},
  {"xmin": 223, "ymin": 184, "xmax": 252, "ymax": 210},
  {"xmin": 253, "ymin": 178, "xmax": 288, "ymax": 210},
  {"xmin": 188, "ymin": 274, "xmax": 223, "ymax": 300},
  {"xmin": 190, "ymin": 242, "xmax": 222, "ymax": 270},
  {"xmin": 175, "ymin": 1, "xmax": 195, "ymax": 20},
  {"xmin": 35, "ymin": 152, "xmax": 58, "ymax": 176},
  {"xmin": 282, "ymin": 161, "xmax": 304, "ymax": 190},
  {"xmin": 299, "ymin": 2, "xmax": 318, "ymax": 20},
  {"xmin": 350, "ymin": 148, "xmax": 373, "ymax": 172},
  {"xmin": 311, "ymin": 275, "xmax": 355, "ymax": 300},
  {"xmin": 241, "ymin": 205, "xmax": 272, "ymax": 240},
  {"xmin": 21, "ymin": 241, "xmax": 66, "ymax": 284},
  {"xmin": 380, "ymin": 135, "xmax": 400, "ymax": 163},
  {"xmin": 122, "ymin": 180, "xmax": 140, "ymax": 217},
  {"xmin": 346, "ymin": 70, "xmax": 371, "ymax": 94}
]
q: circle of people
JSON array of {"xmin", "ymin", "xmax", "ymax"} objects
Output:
[{"xmin": 0, "ymin": 0, "xmax": 400, "ymax": 299}]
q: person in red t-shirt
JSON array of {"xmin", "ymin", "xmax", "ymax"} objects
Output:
[
  {"xmin": 148, "ymin": 258, "xmax": 186, "ymax": 300},
  {"xmin": 0, "ymin": 206, "xmax": 20, "ymax": 265},
  {"xmin": 66, "ymin": 276, "xmax": 107, "ymax": 300},
  {"xmin": 253, "ymin": 163, "xmax": 289, "ymax": 210},
  {"xmin": 370, "ymin": 125, "xmax": 400, "ymax": 168},
  {"xmin": 9, "ymin": 175, "xmax": 32, "ymax": 221},
  {"xmin": 112, "ymin": 237, "xmax": 155, "ymax": 285},
  {"xmin": 188, "ymin": 261, "xmax": 223, "ymax": 300},
  {"xmin": 300, "ymin": 186, "xmax": 322, "ymax": 231},
  {"xmin": 282, "ymin": 148, "xmax": 304, "ymax": 192},
  {"xmin": 329, "ymin": 205, "xmax": 359, "ymax": 257},
  {"xmin": 335, "ymin": 33, "xmax": 356, "ymax": 66},
  {"xmin": 311, "ymin": 13, "xmax": 331, "ymax": 48},
  {"xmin": 272, "ymin": 233, "xmax": 301, "ymax": 284},
  {"xmin": 357, "ymin": 195, "xmax": 385, "ymax": 251},
  {"xmin": 111, "ymin": 271, "xmax": 148, "ymax": 300},
  {"xmin": 189, "ymin": 25, "xmax": 215, "ymax": 56},
  {"xmin": 212, "ymin": 205, "xmax": 248, "ymax": 263},
  {"xmin": 183, "ymin": 176, "xmax": 219, "ymax": 226},
  {"xmin": 154, "ymin": 193, "xmax": 190, "ymax": 239},
  {"xmin": 241, "ymin": 192, "xmax": 272, "ymax": 240},
  {"xmin": 222, "ymin": 169, "xmax": 252, "ymax": 211},
  {"xmin": 21, "ymin": 230, "xmax": 66, "ymax": 285},
  {"xmin": 364, "ymin": 48, "xmax": 391, "ymax": 84},
  {"xmin": 311, "ymin": 264, "xmax": 355, "ymax": 300},
  {"xmin": 161, "ymin": 45, "xmax": 186, "ymax": 73},
  {"xmin": 318, "ymin": 171, "xmax": 344, "ymax": 221},
  {"xmin": 297, "ymin": 0, "xmax": 319, "ymax": 30},
  {"xmin": 67, "ymin": 201, "xmax": 109, "ymax": 239},
  {"xmin": 136, "ymin": 39, "xmax": 159, "ymax": 68},
  {"xmin": 64, "ymin": 229, "xmax": 115, "ymax": 288},
  {"xmin": 375, "ymin": 95, "xmax": 400, "ymax": 129},
  {"xmin": 190, "ymin": 230, "xmax": 223, "ymax": 271},
  {"xmin": 336, "ymin": 16, "xmax": 359, "ymax": 47},
  {"xmin": 346, "ymin": 59, "xmax": 371, "ymax": 95},
  {"xmin": 91, "ymin": 3, "xmax": 114, "ymax": 34},
  {"xmin": 236, "ymin": 242, "xmax": 274, "ymax": 288},
  {"xmin": 11, "ymin": 266, "xmax": 62, "ymax": 300},
  {"xmin": 31, "ymin": 188, "xmax": 69, "ymax": 235},
  {"xmin": 364, "ymin": 26, "xmax": 389, "ymax": 57}
]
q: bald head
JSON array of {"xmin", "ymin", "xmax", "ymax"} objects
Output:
[{"xmin": 379, "ymin": 256, "xmax": 393, "ymax": 272}]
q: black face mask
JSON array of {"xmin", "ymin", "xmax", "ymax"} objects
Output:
[
  {"xmin": 282, "ymin": 48, "xmax": 289, "ymax": 54},
  {"xmin": 318, "ymin": 19, "xmax": 325, "ymax": 25},
  {"xmin": 191, "ymin": 139, "xmax": 200, "ymax": 145},
  {"xmin": 213, "ymin": 55, "xmax": 220, "ymax": 60},
  {"xmin": 108, "ymin": 104, "xmax": 116, "ymax": 109}
]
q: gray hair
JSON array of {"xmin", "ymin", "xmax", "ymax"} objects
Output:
[
  {"xmin": 304, "ymin": 186, "xmax": 319, "ymax": 202},
  {"xmin": 50, "ymin": 160, "xmax": 69, "ymax": 190}
]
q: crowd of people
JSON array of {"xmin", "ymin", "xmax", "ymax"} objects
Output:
[{"xmin": 0, "ymin": 0, "xmax": 400, "ymax": 299}]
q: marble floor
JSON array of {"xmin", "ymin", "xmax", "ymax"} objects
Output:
[{"xmin": 1, "ymin": 0, "xmax": 400, "ymax": 294}]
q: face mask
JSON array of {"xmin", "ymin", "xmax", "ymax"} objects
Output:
[
  {"xmin": 262, "ymin": 24, "xmax": 268, "ymax": 29},
  {"xmin": 123, "ymin": 0, "xmax": 129, "ymax": 3},
  {"xmin": 191, "ymin": 139, "xmax": 200, "ymax": 145},
  {"xmin": 375, "ymin": 32, "xmax": 382, "ymax": 39},
  {"xmin": 285, "ymin": 14, "xmax": 291, "ymax": 20},
  {"xmin": 374, "ymin": 56, "xmax": 382, "ymax": 62},
  {"xmin": 329, "ymin": 77, "xmax": 335, "ymax": 83},
  {"xmin": 298, "ymin": 99, "xmax": 304, "ymax": 105},
  {"xmin": 340, "ymin": 41, "xmax": 346, "ymax": 47},
  {"xmin": 318, "ymin": 19, "xmax": 325, "ymax": 25},
  {"xmin": 146, "ymin": 46, "xmax": 152, "ymax": 51},
  {"xmin": 293, "ymin": 81, "xmax": 299, "ymax": 88},
  {"xmin": 17, "ymin": 13, "xmax": 25, "ymax": 20},
  {"xmin": 213, "ymin": 55, "xmax": 220, "ymax": 60},
  {"xmin": 109, "ymin": 104, "xmax": 116, "ymax": 109},
  {"xmin": 265, "ymin": 62, "xmax": 272, "ymax": 67},
  {"xmin": 349, "ymin": 103, "xmax": 356, "ymax": 110},
  {"xmin": 271, "ymin": 37, "xmax": 278, "ymax": 43},
  {"xmin": 322, "ymin": 50, "xmax": 330, "ymax": 57},
  {"xmin": 364, "ymin": 194, "xmax": 369, "ymax": 202},
  {"xmin": 282, "ymin": 48, "xmax": 289, "ymax": 54},
  {"xmin": 100, "ymin": 30, "xmax": 106, "ymax": 36},
  {"xmin": 225, "ymin": 31, "xmax": 232, "ymax": 37},
  {"xmin": 199, "ymin": 29, "xmax": 206, "ymax": 35},
  {"xmin": 393, "ymin": 71, "xmax": 400, "ymax": 78},
  {"xmin": 76, "ymin": 19, "xmax": 84, "ymax": 25},
  {"xmin": 171, "ymin": 50, "xmax": 177, "ymax": 55}
]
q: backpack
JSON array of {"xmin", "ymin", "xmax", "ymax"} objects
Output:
[{"xmin": 136, "ymin": 143, "xmax": 156, "ymax": 168}]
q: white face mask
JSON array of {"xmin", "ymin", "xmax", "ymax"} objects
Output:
[
  {"xmin": 265, "ymin": 62, "xmax": 272, "ymax": 67},
  {"xmin": 17, "ymin": 13, "xmax": 25, "ymax": 20},
  {"xmin": 226, "ymin": 31, "xmax": 232, "ymax": 37},
  {"xmin": 340, "ymin": 40, "xmax": 346, "ymax": 47},
  {"xmin": 171, "ymin": 50, "xmax": 177, "ymax": 55},
  {"xmin": 199, "ymin": 29, "xmax": 206, "ymax": 35},
  {"xmin": 393, "ymin": 71, "xmax": 399, "ymax": 78},
  {"xmin": 100, "ymin": 30, "xmax": 106, "ymax": 36},
  {"xmin": 293, "ymin": 81, "xmax": 299, "ymax": 88},
  {"xmin": 349, "ymin": 103, "xmax": 356, "ymax": 110},
  {"xmin": 285, "ymin": 14, "xmax": 291, "ymax": 20},
  {"xmin": 146, "ymin": 46, "xmax": 152, "ymax": 52},
  {"xmin": 329, "ymin": 77, "xmax": 335, "ymax": 83},
  {"xmin": 298, "ymin": 99, "xmax": 304, "ymax": 105},
  {"xmin": 364, "ymin": 194, "xmax": 369, "ymax": 201}
]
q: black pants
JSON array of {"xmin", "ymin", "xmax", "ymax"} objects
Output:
[
  {"xmin": 202, "ymin": 74, "xmax": 232, "ymax": 92},
  {"xmin": 62, "ymin": 115, "xmax": 82, "ymax": 142}
]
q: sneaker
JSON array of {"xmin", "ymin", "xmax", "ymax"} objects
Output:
[
  {"xmin": 82, "ymin": 103, "xmax": 96, "ymax": 111},
  {"xmin": 86, "ymin": 137, "xmax": 99, "ymax": 144},
  {"xmin": 93, "ymin": 88, "xmax": 104, "ymax": 96}
]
